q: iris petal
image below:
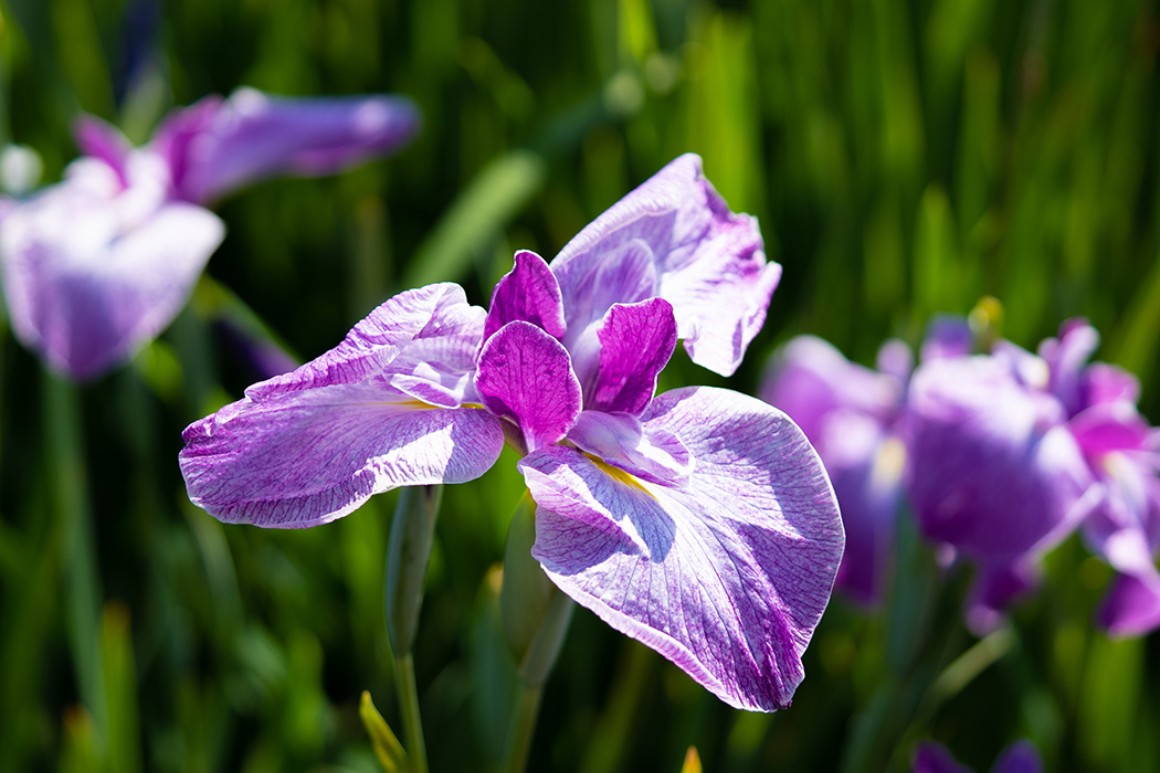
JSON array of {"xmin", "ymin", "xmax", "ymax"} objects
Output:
[{"xmin": 521, "ymin": 387, "xmax": 843, "ymax": 711}]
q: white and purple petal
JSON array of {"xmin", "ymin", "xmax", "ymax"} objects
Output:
[
  {"xmin": 180, "ymin": 282, "xmax": 503, "ymax": 526},
  {"xmin": 0, "ymin": 164, "xmax": 224, "ymax": 380},
  {"xmin": 551, "ymin": 154, "xmax": 777, "ymax": 377},
  {"xmin": 180, "ymin": 384, "xmax": 504, "ymax": 527},
  {"xmin": 247, "ymin": 283, "xmax": 480, "ymax": 401},
  {"xmin": 567, "ymin": 410, "xmax": 692, "ymax": 486},
  {"xmin": 153, "ymin": 87, "xmax": 421, "ymax": 205},
  {"xmin": 474, "ymin": 320, "xmax": 582, "ymax": 452},
  {"xmin": 521, "ymin": 387, "xmax": 843, "ymax": 711}
]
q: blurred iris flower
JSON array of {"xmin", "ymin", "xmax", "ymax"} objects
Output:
[
  {"xmin": 181, "ymin": 154, "xmax": 845, "ymax": 712},
  {"xmin": 1040, "ymin": 320, "xmax": 1160, "ymax": 636},
  {"xmin": 0, "ymin": 87, "xmax": 420, "ymax": 380},
  {"xmin": 760, "ymin": 317, "xmax": 968, "ymax": 606},
  {"xmin": 765, "ymin": 313, "xmax": 1160, "ymax": 636}
]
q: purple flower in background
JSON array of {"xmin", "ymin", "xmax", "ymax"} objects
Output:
[
  {"xmin": 1038, "ymin": 320, "xmax": 1160, "ymax": 636},
  {"xmin": 904, "ymin": 345, "xmax": 1096, "ymax": 633},
  {"xmin": 0, "ymin": 87, "xmax": 420, "ymax": 380},
  {"xmin": 759, "ymin": 317, "xmax": 968, "ymax": 606},
  {"xmin": 181, "ymin": 155, "xmax": 844, "ymax": 711},
  {"xmin": 913, "ymin": 740, "xmax": 1042, "ymax": 773}
]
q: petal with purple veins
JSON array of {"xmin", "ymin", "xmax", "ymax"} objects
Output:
[
  {"xmin": 180, "ymin": 383, "xmax": 504, "ymax": 527},
  {"xmin": 483, "ymin": 250, "xmax": 566, "ymax": 342},
  {"xmin": 567, "ymin": 410, "xmax": 692, "ymax": 486},
  {"xmin": 582, "ymin": 297, "xmax": 677, "ymax": 414},
  {"xmin": 475, "ymin": 321, "xmax": 582, "ymax": 452},
  {"xmin": 521, "ymin": 387, "xmax": 843, "ymax": 711},
  {"xmin": 551, "ymin": 154, "xmax": 776, "ymax": 376},
  {"xmin": 248, "ymin": 283, "xmax": 481, "ymax": 401}
]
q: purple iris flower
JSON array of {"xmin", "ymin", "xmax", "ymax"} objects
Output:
[
  {"xmin": 0, "ymin": 88, "xmax": 420, "ymax": 380},
  {"xmin": 913, "ymin": 740, "xmax": 1042, "ymax": 773},
  {"xmin": 180, "ymin": 155, "xmax": 844, "ymax": 712},
  {"xmin": 1038, "ymin": 320, "xmax": 1160, "ymax": 636},
  {"xmin": 759, "ymin": 317, "xmax": 968, "ymax": 606},
  {"xmin": 903, "ymin": 340, "xmax": 1097, "ymax": 633}
]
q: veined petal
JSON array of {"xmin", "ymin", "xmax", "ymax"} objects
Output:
[
  {"xmin": 153, "ymin": 87, "xmax": 421, "ymax": 205},
  {"xmin": 475, "ymin": 320, "xmax": 582, "ymax": 452},
  {"xmin": 523, "ymin": 387, "xmax": 843, "ymax": 711},
  {"xmin": 551, "ymin": 154, "xmax": 776, "ymax": 377},
  {"xmin": 180, "ymin": 383, "xmax": 504, "ymax": 527},
  {"xmin": 0, "ymin": 175, "xmax": 224, "ymax": 380},
  {"xmin": 247, "ymin": 283, "xmax": 481, "ymax": 401},
  {"xmin": 587, "ymin": 297, "xmax": 677, "ymax": 414},
  {"xmin": 567, "ymin": 410, "xmax": 692, "ymax": 486},
  {"xmin": 483, "ymin": 250, "xmax": 566, "ymax": 342}
]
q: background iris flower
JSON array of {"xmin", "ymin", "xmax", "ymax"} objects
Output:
[
  {"xmin": 0, "ymin": 88, "xmax": 419, "ymax": 380},
  {"xmin": 764, "ymin": 313, "xmax": 1160, "ymax": 637},
  {"xmin": 181, "ymin": 154, "xmax": 844, "ymax": 712}
]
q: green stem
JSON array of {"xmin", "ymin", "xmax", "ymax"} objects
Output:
[
  {"xmin": 502, "ymin": 681, "xmax": 544, "ymax": 773},
  {"xmin": 43, "ymin": 373, "xmax": 107, "ymax": 737},
  {"xmin": 394, "ymin": 653, "xmax": 428, "ymax": 773}
]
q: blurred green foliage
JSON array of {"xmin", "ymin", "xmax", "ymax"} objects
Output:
[{"xmin": 1, "ymin": 0, "xmax": 1158, "ymax": 771}]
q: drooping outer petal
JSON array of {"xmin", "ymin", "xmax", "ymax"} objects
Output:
[
  {"xmin": 180, "ymin": 284, "xmax": 504, "ymax": 526},
  {"xmin": 154, "ymin": 87, "xmax": 421, "ymax": 205},
  {"xmin": 0, "ymin": 160, "xmax": 224, "ymax": 380},
  {"xmin": 474, "ymin": 320, "xmax": 582, "ymax": 452},
  {"xmin": 521, "ymin": 387, "xmax": 843, "ymax": 711},
  {"xmin": 551, "ymin": 154, "xmax": 778, "ymax": 376},
  {"xmin": 904, "ymin": 356, "xmax": 1094, "ymax": 561}
]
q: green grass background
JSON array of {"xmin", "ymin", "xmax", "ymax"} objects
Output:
[{"xmin": 1, "ymin": 0, "xmax": 1158, "ymax": 770}]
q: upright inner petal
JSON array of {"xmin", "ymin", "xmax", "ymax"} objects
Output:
[
  {"xmin": 474, "ymin": 320, "xmax": 582, "ymax": 452},
  {"xmin": 483, "ymin": 250, "xmax": 567, "ymax": 342}
]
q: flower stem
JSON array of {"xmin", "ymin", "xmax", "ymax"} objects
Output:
[
  {"xmin": 44, "ymin": 372, "xmax": 107, "ymax": 737},
  {"xmin": 394, "ymin": 652, "xmax": 428, "ymax": 773}
]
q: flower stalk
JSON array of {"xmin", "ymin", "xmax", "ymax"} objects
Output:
[
  {"xmin": 384, "ymin": 485, "xmax": 442, "ymax": 773},
  {"xmin": 500, "ymin": 494, "xmax": 574, "ymax": 773}
]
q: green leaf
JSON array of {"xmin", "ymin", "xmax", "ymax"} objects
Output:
[{"xmin": 360, "ymin": 691, "xmax": 408, "ymax": 773}]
